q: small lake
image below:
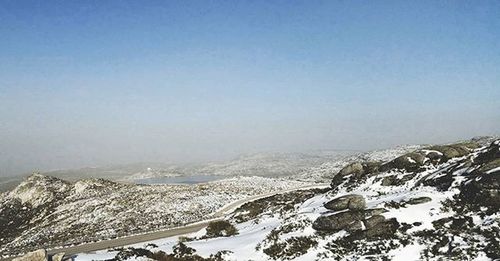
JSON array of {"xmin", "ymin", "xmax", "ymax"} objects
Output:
[{"xmin": 134, "ymin": 175, "xmax": 224, "ymax": 185}]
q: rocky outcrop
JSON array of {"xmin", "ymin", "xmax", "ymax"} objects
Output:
[
  {"xmin": 330, "ymin": 142, "xmax": 478, "ymax": 190},
  {"xmin": 338, "ymin": 162, "xmax": 364, "ymax": 176},
  {"xmin": 460, "ymin": 173, "xmax": 499, "ymax": 210},
  {"xmin": 363, "ymin": 217, "xmax": 400, "ymax": 239},
  {"xmin": 427, "ymin": 143, "xmax": 479, "ymax": 160},
  {"xmin": 312, "ymin": 211, "xmax": 366, "ymax": 232},
  {"xmin": 331, "ymin": 162, "xmax": 381, "ymax": 190},
  {"xmin": 378, "ymin": 142, "xmax": 479, "ymax": 173},
  {"xmin": 7, "ymin": 174, "xmax": 71, "ymax": 208},
  {"xmin": 51, "ymin": 252, "xmax": 65, "ymax": 261},
  {"xmin": 313, "ymin": 209, "xmax": 400, "ymax": 240},
  {"xmin": 364, "ymin": 215, "xmax": 385, "ymax": 228},
  {"xmin": 314, "ymin": 193, "xmax": 401, "ymax": 239},
  {"xmin": 324, "ymin": 194, "xmax": 366, "ymax": 211},
  {"xmin": 12, "ymin": 249, "xmax": 47, "ymax": 261}
]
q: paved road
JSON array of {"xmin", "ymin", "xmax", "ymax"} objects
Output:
[{"xmin": 2, "ymin": 184, "xmax": 329, "ymax": 260}]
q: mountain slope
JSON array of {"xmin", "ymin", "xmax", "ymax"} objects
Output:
[
  {"xmin": 0, "ymin": 175, "xmax": 311, "ymax": 257},
  {"xmin": 91, "ymin": 138, "xmax": 499, "ymax": 261}
]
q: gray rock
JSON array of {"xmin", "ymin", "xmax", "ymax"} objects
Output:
[
  {"xmin": 380, "ymin": 152, "xmax": 426, "ymax": 172},
  {"xmin": 428, "ymin": 143, "xmax": 477, "ymax": 159},
  {"xmin": 345, "ymin": 220, "xmax": 363, "ymax": 232},
  {"xmin": 339, "ymin": 162, "xmax": 364, "ymax": 177},
  {"xmin": 406, "ymin": 197, "xmax": 432, "ymax": 205},
  {"xmin": 324, "ymin": 194, "xmax": 366, "ymax": 211},
  {"xmin": 347, "ymin": 195, "xmax": 366, "ymax": 210},
  {"xmin": 364, "ymin": 215, "xmax": 386, "ymax": 229},
  {"xmin": 52, "ymin": 253, "xmax": 65, "ymax": 261},
  {"xmin": 364, "ymin": 218, "xmax": 400, "ymax": 239},
  {"xmin": 381, "ymin": 175, "xmax": 398, "ymax": 186},
  {"xmin": 312, "ymin": 211, "xmax": 365, "ymax": 232},
  {"xmin": 12, "ymin": 249, "xmax": 47, "ymax": 261}
]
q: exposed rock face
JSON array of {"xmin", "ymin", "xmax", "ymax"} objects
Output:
[
  {"xmin": 312, "ymin": 211, "xmax": 365, "ymax": 232},
  {"xmin": 364, "ymin": 215, "xmax": 386, "ymax": 229},
  {"xmin": 363, "ymin": 218, "xmax": 400, "ymax": 239},
  {"xmin": 331, "ymin": 162, "xmax": 381, "ymax": 190},
  {"xmin": 338, "ymin": 162, "xmax": 364, "ymax": 176},
  {"xmin": 381, "ymin": 174, "xmax": 415, "ymax": 186},
  {"xmin": 378, "ymin": 142, "xmax": 479, "ymax": 173},
  {"xmin": 428, "ymin": 143, "xmax": 479, "ymax": 160},
  {"xmin": 324, "ymin": 194, "xmax": 366, "ymax": 211},
  {"xmin": 313, "ymin": 209, "xmax": 401, "ymax": 240},
  {"xmin": 51, "ymin": 252, "xmax": 65, "ymax": 261},
  {"xmin": 12, "ymin": 249, "xmax": 47, "ymax": 261}
]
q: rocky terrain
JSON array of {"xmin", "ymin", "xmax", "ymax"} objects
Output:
[
  {"xmin": 82, "ymin": 137, "xmax": 500, "ymax": 260},
  {"xmin": 0, "ymin": 175, "xmax": 311, "ymax": 257}
]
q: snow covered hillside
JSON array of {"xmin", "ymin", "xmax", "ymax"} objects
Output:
[
  {"xmin": 80, "ymin": 138, "xmax": 499, "ymax": 260},
  {"xmin": 0, "ymin": 175, "xmax": 311, "ymax": 257}
]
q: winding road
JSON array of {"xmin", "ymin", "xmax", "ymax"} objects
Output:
[{"xmin": 3, "ymin": 183, "xmax": 329, "ymax": 260}]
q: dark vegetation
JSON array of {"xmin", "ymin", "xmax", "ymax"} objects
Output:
[
  {"xmin": 263, "ymin": 236, "xmax": 317, "ymax": 260},
  {"xmin": 203, "ymin": 220, "xmax": 238, "ymax": 238},
  {"xmin": 232, "ymin": 188, "xmax": 329, "ymax": 223},
  {"xmin": 108, "ymin": 243, "xmax": 231, "ymax": 261}
]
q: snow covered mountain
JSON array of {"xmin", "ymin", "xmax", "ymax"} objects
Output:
[
  {"xmin": 83, "ymin": 138, "xmax": 500, "ymax": 261},
  {"xmin": 0, "ymin": 175, "xmax": 311, "ymax": 257}
]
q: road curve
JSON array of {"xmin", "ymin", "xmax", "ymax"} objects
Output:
[{"xmin": 1, "ymin": 183, "xmax": 329, "ymax": 261}]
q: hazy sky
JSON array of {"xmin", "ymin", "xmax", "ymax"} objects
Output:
[{"xmin": 1, "ymin": 1, "xmax": 499, "ymax": 176}]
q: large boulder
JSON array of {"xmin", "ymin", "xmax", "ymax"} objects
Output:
[
  {"xmin": 338, "ymin": 162, "xmax": 364, "ymax": 177},
  {"xmin": 312, "ymin": 211, "xmax": 365, "ymax": 232},
  {"xmin": 324, "ymin": 194, "xmax": 366, "ymax": 211},
  {"xmin": 427, "ymin": 143, "xmax": 478, "ymax": 160},
  {"xmin": 363, "ymin": 215, "xmax": 386, "ymax": 229},
  {"xmin": 331, "ymin": 162, "xmax": 381, "ymax": 189},
  {"xmin": 313, "ymin": 210, "xmax": 401, "ymax": 240},
  {"xmin": 378, "ymin": 142, "xmax": 479, "ymax": 174},
  {"xmin": 12, "ymin": 249, "xmax": 47, "ymax": 261},
  {"xmin": 380, "ymin": 152, "xmax": 426, "ymax": 173},
  {"xmin": 363, "ymin": 218, "xmax": 400, "ymax": 239}
]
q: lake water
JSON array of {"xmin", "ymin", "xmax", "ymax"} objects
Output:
[{"xmin": 134, "ymin": 175, "xmax": 224, "ymax": 185}]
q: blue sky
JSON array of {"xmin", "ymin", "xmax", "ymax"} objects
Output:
[{"xmin": 0, "ymin": 1, "xmax": 499, "ymax": 176}]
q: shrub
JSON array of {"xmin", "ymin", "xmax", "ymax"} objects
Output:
[{"xmin": 204, "ymin": 220, "xmax": 238, "ymax": 238}]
